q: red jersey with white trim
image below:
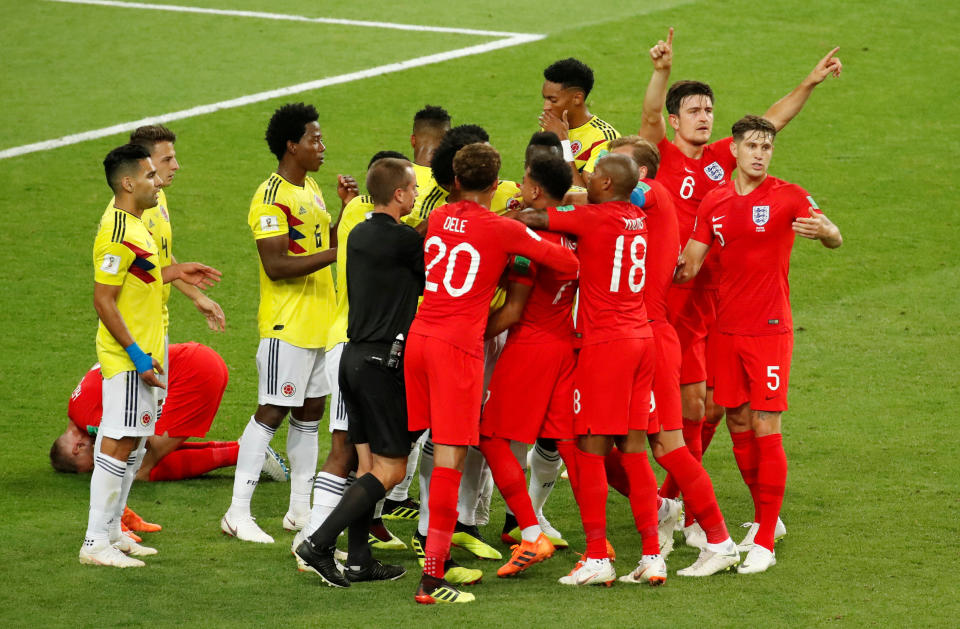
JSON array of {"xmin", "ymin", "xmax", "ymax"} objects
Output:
[
  {"xmin": 409, "ymin": 200, "xmax": 579, "ymax": 358},
  {"xmin": 547, "ymin": 201, "xmax": 653, "ymax": 344},
  {"xmin": 692, "ymin": 176, "xmax": 820, "ymax": 335},
  {"xmin": 505, "ymin": 230, "xmax": 578, "ymax": 344},
  {"xmin": 635, "ymin": 178, "xmax": 679, "ymax": 323},
  {"xmin": 656, "ymin": 136, "xmax": 736, "ymax": 287}
]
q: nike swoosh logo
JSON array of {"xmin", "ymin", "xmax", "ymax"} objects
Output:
[
  {"xmin": 711, "ymin": 216, "xmax": 725, "ymax": 222},
  {"xmin": 225, "ymin": 520, "xmax": 237, "ymax": 536},
  {"xmin": 684, "ymin": 167, "xmax": 694, "ymax": 173}
]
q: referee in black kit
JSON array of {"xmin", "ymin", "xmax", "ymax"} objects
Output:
[{"xmin": 296, "ymin": 157, "xmax": 424, "ymax": 588}]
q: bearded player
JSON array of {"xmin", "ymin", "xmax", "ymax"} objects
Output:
[
  {"xmin": 639, "ymin": 28, "xmax": 842, "ymax": 547},
  {"xmin": 675, "ymin": 115, "xmax": 842, "ymax": 574}
]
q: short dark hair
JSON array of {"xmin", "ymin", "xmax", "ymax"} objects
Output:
[
  {"xmin": 413, "ymin": 105, "xmax": 451, "ymax": 134},
  {"xmin": 453, "ymin": 143, "xmax": 500, "ymax": 192},
  {"xmin": 527, "ymin": 154, "xmax": 572, "ymax": 201},
  {"xmin": 608, "ymin": 135, "xmax": 661, "ymax": 178},
  {"xmin": 129, "ymin": 125, "xmax": 176, "ymax": 153},
  {"xmin": 49, "ymin": 435, "xmax": 77, "ymax": 474},
  {"xmin": 543, "ymin": 58, "xmax": 595, "ymax": 97},
  {"xmin": 368, "ymin": 150, "xmax": 410, "ymax": 169},
  {"xmin": 430, "ymin": 124, "xmax": 489, "ymax": 188},
  {"xmin": 595, "ymin": 153, "xmax": 639, "ymax": 197},
  {"xmin": 103, "ymin": 143, "xmax": 151, "ymax": 192},
  {"xmin": 525, "ymin": 131, "xmax": 563, "ymax": 166},
  {"xmin": 665, "ymin": 80, "xmax": 714, "ymax": 116},
  {"xmin": 732, "ymin": 115, "xmax": 777, "ymax": 142},
  {"xmin": 265, "ymin": 102, "xmax": 319, "ymax": 161},
  {"xmin": 367, "ymin": 158, "xmax": 414, "ymax": 206}
]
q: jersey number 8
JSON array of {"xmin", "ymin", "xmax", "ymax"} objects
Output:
[{"xmin": 424, "ymin": 236, "xmax": 481, "ymax": 297}]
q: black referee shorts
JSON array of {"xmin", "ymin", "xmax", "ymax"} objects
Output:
[{"xmin": 339, "ymin": 341, "xmax": 417, "ymax": 457}]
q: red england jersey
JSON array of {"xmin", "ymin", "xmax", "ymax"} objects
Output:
[
  {"xmin": 505, "ymin": 230, "xmax": 578, "ymax": 344},
  {"xmin": 409, "ymin": 200, "xmax": 579, "ymax": 358},
  {"xmin": 547, "ymin": 201, "xmax": 653, "ymax": 345},
  {"xmin": 656, "ymin": 136, "xmax": 736, "ymax": 288},
  {"xmin": 635, "ymin": 179, "xmax": 679, "ymax": 323},
  {"xmin": 692, "ymin": 176, "xmax": 820, "ymax": 335}
]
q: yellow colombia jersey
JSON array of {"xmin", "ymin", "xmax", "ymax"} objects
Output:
[
  {"xmin": 326, "ymin": 194, "xmax": 373, "ymax": 350},
  {"xmin": 248, "ymin": 173, "xmax": 336, "ymax": 349},
  {"xmin": 107, "ymin": 189, "xmax": 173, "ymax": 331},
  {"xmin": 402, "ymin": 179, "xmax": 521, "ymax": 227},
  {"xmin": 569, "ymin": 115, "xmax": 620, "ymax": 174},
  {"xmin": 93, "ymin": 206, "xmax": 164, "ymax": 379}
]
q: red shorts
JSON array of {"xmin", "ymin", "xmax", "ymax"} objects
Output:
[
  {"xmin": 573, "ymin": 338, "xmax": 655, "ymax": 436},
  {"xmin": 405, "ymin": 333, "xmax": 483, "ymax": 446},
  {"xmin": 157, "ymin": 343, "xmax": 228, "ymax": 437},
  {"xmin": 648, "ymin": 320, "xmax": 683, "ymax": 435},
  {"xmin": 480, "ymin": 340, "xmax": 575, "ymax": 443},
  {"xmin": 666, "ymin": 282, "xmax": 717, "ymax": 385},
  {"xmin": 712, "ymin": 332, "xmax": 793, "ymax": 412}
]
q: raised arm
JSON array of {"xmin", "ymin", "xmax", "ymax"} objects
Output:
[
  {"xmin": 505, "ymin": 220, "xmax": 579, "ymax": 275},
  {"xmin": 637, "ymin": 27, "xmax": 674, "ymax": 144},
  {"xmin": 763, "ymin": 47, "xmax": 842, "ymax": 131},
  {"xmin": 514, "ymin": 208, "xmax": 550, "ymax": 231},
  {"xmin": 792, "ymin": 208, "xmax": 843, "ymax": 248},
  {"xmin": 673, "ymin": 239, "xmax": 710, "ymax": 284},
  {"xmin": 485, "ymin": 280, "xmax": 533, "ymax": 339}
]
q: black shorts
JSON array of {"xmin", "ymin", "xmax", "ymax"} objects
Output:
[{"xmin": 339, "ymin": 341, "xmax": 418, "ymax": 457}]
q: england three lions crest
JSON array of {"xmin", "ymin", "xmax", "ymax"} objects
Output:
[
  {"xmin": 704, "ymin": 161, "xmax": 725, "ymax": 181},
  {"xmin": 752, "ymin": 205, "xmax": 770, "ymax": 231}
]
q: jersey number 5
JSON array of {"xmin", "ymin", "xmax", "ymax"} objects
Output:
[
  {"xmin": 424, "ymin": 236, "xmax": 481, "ymax": 297},
  {"xmin": 609, "ymin": 234, "xmax": 646, "ymax": 293}
]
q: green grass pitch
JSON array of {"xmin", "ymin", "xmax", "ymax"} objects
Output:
[{"xmin": 1, "ymin": 0, "xmax": 958, "ymax": 626}]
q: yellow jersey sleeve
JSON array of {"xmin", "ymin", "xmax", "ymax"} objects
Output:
[
  {"xmin": 569, "ymin": 116, "xmax": 620, "ymax": 173},
  {"xmin": 491, "ymin": 180, "xmax": 522, "ymax": 215},
  {"xmin": 139, "ymin": 189, "xmax": 173, "ymax": 331},
  {"xmin": 326, "ymin": 195, "xmax": 373, "ymax": 350},
  {"xmin": 93, "ymin": 207, "xmax": 164, "ymax": 378},
  {"xmin": 248, "ymin": 174, "xmax": 336, "ymax": 349}
]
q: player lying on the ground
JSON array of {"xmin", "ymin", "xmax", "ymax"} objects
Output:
[
  {"xmin": 52, "ymin": 342, "xmax": 288, "ymax": 483},
  {"xmin": 674, "ymin": 114, "xmax": 842, "ymax": 574}
]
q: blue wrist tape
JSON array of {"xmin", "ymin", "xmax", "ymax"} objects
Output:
[{"xmin": 124, "ymin": 342, "xmax": 154, "ymax": 374}]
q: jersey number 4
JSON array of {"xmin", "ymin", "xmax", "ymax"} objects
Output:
[
  {"xmin": 609, "ymin": 235, "xmax": 647, "ymax": 293},
  {"xmin": 424, "ymin": 236, "xmax": 480, "ymax": 297}
]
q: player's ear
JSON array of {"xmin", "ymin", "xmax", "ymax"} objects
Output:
[
  {"xmin": 410, "ymin": 134, "xmax": 418, "ymax": 150},
  {"xmin": 668, "ymin": 113, "xmax": 680, "ymax": 132},
  {"xmin": 286, "ymin": 139, "xmax": 298, "ymax": 155},
  {"xmin": 729, "ymin": 140, "xmax": 738, "ymax": 158},
  {"xmin": 572, "ymin": 90, "xmax": 584, "ymax": 107}
]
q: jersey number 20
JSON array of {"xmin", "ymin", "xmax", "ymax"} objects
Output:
[{"xmin": 424, "ymin": 236, "xmax": 480, "ymax": 297}]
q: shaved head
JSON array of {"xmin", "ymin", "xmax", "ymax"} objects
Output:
[{"xmin": 595, "ymin": 153, "xmax": 639, "ymax": 197}]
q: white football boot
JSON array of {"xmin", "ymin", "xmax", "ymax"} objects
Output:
[
  {"xmin": 657, "ymin": 498, "xmax": 683, "ymax": 558},
  {"xmin": 221, "ymin": 512, "xmax": 274, "ymax": 543},
  {"xmin": 737, "ymin": 545, "xmax": 776, "ymax": 574},
  {"xmin": 737, "ymin": 518, "xmax": 787, "ymax": 552},
  {"xmin": 112, "ymin": 535, "xmax": 158, "ymax": 556},
  {"xmin": 618, "ymin": 555, "xmax": 667, "ymax": 586},
  {"xmin": 677, "ymin": 539, "xmax": 740, "ymax": 577},
  {"xmin": 683, "ymin": 521, "xmax": 708, "ymax": 550},
  {"xmin": 79, "ymin": 540, "xmax": 145, "ymax": 568},
  {"xmin": 558, "ymin": 557, "xmax": 616, "ymax": 586},
  {"xmin": 261, "ymin": 445, "xmax": 290, "ymax": 482}
]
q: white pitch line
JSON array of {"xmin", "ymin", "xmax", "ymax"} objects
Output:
[
  {"xmin": 46, "ymin": 0, "xmax": 529, "ymax": 38},
  {"xmin": 1, "ymin": 5, "xmax": 544, "ymax": 160}
]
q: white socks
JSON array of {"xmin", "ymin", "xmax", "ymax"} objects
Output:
[
  {"xmin": 85, "ymin": 451, "xmax": 126, "ymax": 545},
  {"xmin": 456, "ymin": 446, "xmax": 486, "ymax": 526},
  {"xmin": 229, "ymin": 417, "xmax": 276, "ymax": 516},
  {"xmin": 388, "ymin": 434, "xmax": 424, "ymax": 501},
  {"xmin": 417, "ymin": 437, "xmax": 434, "ymax": 537},
  {"xmin": 528, "ymin": 442, "xmax": 562, "ymax": 515},
  {"xmin": 303, "ymin": 471, "xmax": 347, "ymax": 537},
  {"xmin": 111, "ymin": 440, "xmax": 146, "ymax": 541},
  {"xmin": 287, "ymin": 418, "xmax": 319, "ymax": 515}
]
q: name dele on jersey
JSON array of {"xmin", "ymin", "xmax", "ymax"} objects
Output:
[{"xmin": 443, "ymin": 216, "xmax": 467, "ymax": 233}]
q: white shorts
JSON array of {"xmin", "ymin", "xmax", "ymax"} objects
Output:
[
  {"xmin": 157, "ymin": 334, "xmax": 170, "ymax": 411},
  {"xmin": 257, "ymin": 338, "xmax": 330, "ymax": 407},
  {"xmin": 325, "ymin": 342, "xmax": 348, "ymax": 433},
  {"xmin": 100, "ymin": 371, "xmax": 160, "ymax": 439}
]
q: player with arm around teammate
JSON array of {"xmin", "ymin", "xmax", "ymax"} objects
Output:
[
  {"xmin": 674, "ymin": 115, "xmax": 842, "ymax": 574},
  {"xmin": 407, "ymin": 143, "xmax": 579, "ymax": 604}
]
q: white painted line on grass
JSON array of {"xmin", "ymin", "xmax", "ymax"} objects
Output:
[
  {"xmin": 0, "ymin": 2, "xmax": 544, "ymax": 160},
  {"xmin": 47, "ymin": 0, "xmax": 530, "ymax": 38}
]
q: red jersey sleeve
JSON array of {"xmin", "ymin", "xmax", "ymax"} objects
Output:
[
  {"xmin": 68, "ymin": 365, "xmax": 103, "ymax": 434},
  {"xmin": 507, "ymin": 254, "xmax": 538, "ymax": 287},
  {"xmin": 545, "ymin": 205, "xmax": 591, "ymax": 237},
  {"xmin": 503, "ymin": 219, "xmax": 579, "ymax": 276},
  {"xmin": 791, "ymin": 184, "xmax": 822, "ymax": 218}
]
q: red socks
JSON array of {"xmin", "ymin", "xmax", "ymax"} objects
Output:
[
  {"xmin": 424, "ymin": 466, "xmax": 462, "ymax": 578},
  {"xmin": 619, "ymin": 451, "xmax": 660, "ymax": 556},
  {"xmin": 555, "ymin": 439, "xmax": 578, "ymax": 495},
  {"xmin": 656, "ymin": 447, "xmax": 729, "ymax": 544},
  {"xmin": 700, "ymin": 421, "xmax": 719, "ymax": 456},
  {"xmin": 573, "ymin": 448, "xmax": 609, "ymax": 559},
  {"xmin": 731, "ymin": 429, "xmax": 761, "ymax": 522},
  {"xmin": 148, "ymin": 442, "xmax": 239, "ymax": 481},
  {"xmin": 754, "ymin": 434, "xmax": 787, "ymax": 551},
  {"xmin": 659, "ymin": 416, "xmax": 704, "ymax": 499},
  {"xmin": 603, "ymin": 448, "xmax": 631, "ymax": 498},
  {"xmin": 479, "ymin": 437, "xmax": 537, "ymax": 530}
]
